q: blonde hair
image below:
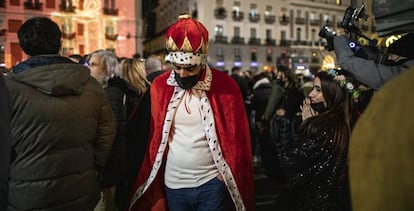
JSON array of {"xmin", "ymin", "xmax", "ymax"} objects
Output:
[{"xmin": 120, "ymin": 58, "xmax": 150, "ymax": 94}]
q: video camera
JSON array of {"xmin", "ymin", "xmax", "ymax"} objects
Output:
[{"xmin": 319, "ymin": 4, "xmax": 384, "ymax": 62}]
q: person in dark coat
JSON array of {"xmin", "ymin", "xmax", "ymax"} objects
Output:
[
  {"xmin": 263, "ymin": 66, "xmax": 304, "ymax": 183},
  {"xmin": 250, "ymin": 72, "xmax": 276, "ymax": 177},
  {"xmin": 5, "ymin": 17, "xmax": 116, "ymax": 211},
  {"xmin": 231, "ymin": 66, "xmax": 249, "ymax": 101},
  {"xmin": 87, "ymin": 49, "xmax": 128, "ymax": 211},
  {"xmin": 0, "ymin": 75, "xmax": 11, "ymax": 210},
  {"xmin": 145, "ymin": 55, "xmax": 165, "ymax": 82},
  {"xmin": 115, "ymin": 58, "xmax": 151, "ymax": 210}
]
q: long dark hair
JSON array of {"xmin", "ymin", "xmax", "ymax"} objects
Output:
[{"xmin": 302, "ymin": 70, "xmax": 356, "ymax": 153}]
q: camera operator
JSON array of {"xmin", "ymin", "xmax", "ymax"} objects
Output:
[{"xmin": 333, "ymin": 33, "xmax": 414, "ymax": 90}]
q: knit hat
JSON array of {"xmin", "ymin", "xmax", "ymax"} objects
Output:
[
  {"xmin": 165, "ymin": 14, "xmax": 208, "ymax": 65},
  {"xmin": 387, "ymin": 33, "xmax": 414, "ymax": 59}
]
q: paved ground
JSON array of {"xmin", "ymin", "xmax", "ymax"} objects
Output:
[{"xmin": 254, "ymin": 163, "xmax": 290, "ymax": 211}]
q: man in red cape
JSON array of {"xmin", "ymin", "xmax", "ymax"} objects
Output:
[{"xmin": 128, "ymin": 15, "xmax": 254, "ymax": 211}]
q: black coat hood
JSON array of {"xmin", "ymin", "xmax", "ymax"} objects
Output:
[{"xmin": 10, "ymin": 56, "xmax": 91, "ymax": 96}]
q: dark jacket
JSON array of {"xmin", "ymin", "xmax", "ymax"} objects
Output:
[
  {"xmin": 251, "ymin": 78, "xmax": 273, "ymax": 125},
  {"xmin": 262, "ymin": 81, "xmax": 286, "ymax": 123},
  {"xmin": 125, "ymin": 87, "xmax": 150, "ymax": 185},
  {"xmin": 100, "ymin": 77, "xmax": 128, "ymax": 188},
  {"xmin": 0, "ymin": 75, "xmax": 11, "ymax": 210},
  {"xmin": 231, "ymin": 73, "xmax": 249, "ymax": 101},
  {"xmin": 6, "ymin": 55, "xmax": 116, "ymax": 211},
  {"xmin": 334, "ymin": 35, "xmax": 414, "ymax": 90},
  {"xmin": 280, "ymin": 123, "xmax": 351, "ymax": 211}
]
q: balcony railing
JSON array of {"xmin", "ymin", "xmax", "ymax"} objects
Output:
[
  {"xmin": 214, "ymin": 8, "xmax": 227, "ymax": 19},
  {"xmin": 24, "ymin": 0, "xmax": 42, "ymax": 10},
  {"xmin": 249, "ymin": 13, "xmax": 260, "ymax": 23},
  {"xmin": 60, "ymin": 5, "xmax": 75, "ymax": 12},
  {"xmin": 62, "ymin": 32, "xmax": 76, "ymax": 39},
  {"xmin": 309, "ymin": 19, "xmax": 321, "ymax": 26},
  {"xmin": 232, "ymin": 11, "xmax": 244, "ymax": 21},
  {"xmin": 231, "ymin": 36, "xmax": 245, "ymax": 44},
  {"xmin": 264, "ymin": 15, "xmax": 276, "ymax": 24},
  {"xmin": 280, "ymin": 39, "xmax": 291, "ymax": 46},
  {"xmin": 279, "ymin": 16, "xmax": 290, "ymax": 25},
  {"xmin": 265, "ymin": 38, "xmax": 276, "ymax": 46},
  {"xmin": 248, "ymin": 37, "xmax": 261, "ymax": 45},
  {"xmin": 104, "ymin": 8, "xmax": 118, "ymax": 16},
  {"xmin": 214, "ymin": 35, "xmax": 228, "ymax": 44},
  {"xmin": 295, "ymin": 17, "xmax": 306, "ymax": 25},
  {"xmin": 324, "ymin": 20, "xmax": 334, "ymax": 27},
  {"xmin": 292, "ymin": 40, "xmax": 311, "ymax": 46},
  {"xmin": 105, "ymin": 33, "xmax": 118, "ymax": 41}
]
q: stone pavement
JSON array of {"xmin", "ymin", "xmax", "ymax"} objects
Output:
[{"xmin": 254, "ymin": 163, "xmax": 290, "ymax": 211}]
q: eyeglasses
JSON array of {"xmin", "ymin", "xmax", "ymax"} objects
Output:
[{"xmin": 172, "ymin": 63, "xmax": 199, "ymax": 72}]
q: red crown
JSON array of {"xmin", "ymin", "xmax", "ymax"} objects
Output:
[{"xmin": 165, "ymin": 14, "xmax": 209, "ymax": 54}]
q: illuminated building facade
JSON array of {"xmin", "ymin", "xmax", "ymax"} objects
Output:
[
  {"xmin": 142, "ymin": 0, "xmax": 378, "ymax": 74},
  {"xmin": 0, "ymin": 0, "xmax": 142, "ymax": 68}
]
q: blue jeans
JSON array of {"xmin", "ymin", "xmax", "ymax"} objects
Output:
[{"xmin": 165, "ymin": 177, "xmax": 229, "ymax": 211}]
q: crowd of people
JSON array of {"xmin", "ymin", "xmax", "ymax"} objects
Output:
[{"xmin": 0, "ymin": 14, "xmax": 413, "ymax": 211}]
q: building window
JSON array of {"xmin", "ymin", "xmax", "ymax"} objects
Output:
[
  {"xmin": 233, "ymin": 1, "xmax": 241, "ymax": 14},
  {"xmin": 234, "ymin": 27, "xmax": 240, "ymax": 37},
  {"xmin": 10, "ymin": 0, "xmax": 20, "ymax": 6},
  {"xmin": 79, "ymin": 44, "xmax": 85, "ymax": 55},
  {"xmin": 0, "ymin": 0, "xmax": 5, "ymax": 7},
  {"xmin": 250, "ymin": 48, "xmax": 257, "ymax": 62},
  {"xmin": 103, "ymin": 0, "xmax": 118, "ymax": 15},
  {"xmin": 214, "ymin": 0, "xmax": 226, "ymax": 19},
  {"xmin": 296, "ymin": 10, "xmax": 302, "ymax": 18},
  {"xmin": 62, "ymin": 47, "xmax": 73, "ymax": 56},
  {"xmin": 77, "ymin": 23, "xmax": 84, "ymax": 36},
  {"xmin": 296, "ymin": 28, "xmax": 301, "ymax": 41},
  {"xmin": 234, "ymin": 47, "xmax": 241, "ymax": 61},
  {"xmin": 323, "ymin": 14, "xmax": 330, "ymax": 23},
  {"xmin": 215, "ymin": 25, "xmax": 224, "ymax": 36},
  {"xmin": 60, "ymin": 0, "xmax": 75, "ymax": 12},
  {"xmin": 44, "ymin": 0, "xmax": 54, "ymax": 8},
  {"xmin": 78, "ymin": 0, "xmax": 84, "ymax": 10},
  {"xmin": 311, "ymin": 28, "xmax": 316, "ymax": 43},
  {"xmin": 8, "ymin": 19, "xmax": 22, "ymax": 33},
  {"xmin": 266, "ymin": 29, "xmax": 272, "ymax": 39},
  {"xmin": 281, "ymin": 30, "xmax": 287, "ymax": 41},
  {"xmin": 250, "ymin": 28, "xmax": 256, "ymax": 38},
  {"xmin": 11, "ymin": 42, "xmax": 22, "ymax": 67},
  {"xmin": 0, "ymin": 45, "xmax": 4, "ymax": 66},
  {"xmin": 250, "ymin": 3, "xmax": 257, "ymax": 16},
  {"xmin": 266, "ymin": 48, "xmax": 273, "ymax": 62},
  {"xmin": 265, "ymin": 5, "xmax": 272, "ymax": 16},
  {"xmin": 216, "ymin": 47, "xmax": 224, "ymax": 61}
]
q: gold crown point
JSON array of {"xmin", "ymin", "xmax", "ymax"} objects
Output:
[{"xmin": 178, "ymin": 14, "xmax": 191, "ymax": 19}]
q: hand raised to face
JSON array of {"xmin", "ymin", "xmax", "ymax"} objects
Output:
[{"xmin": 300, "ymin": 98, "xmax": 318, "ymax": 121}]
